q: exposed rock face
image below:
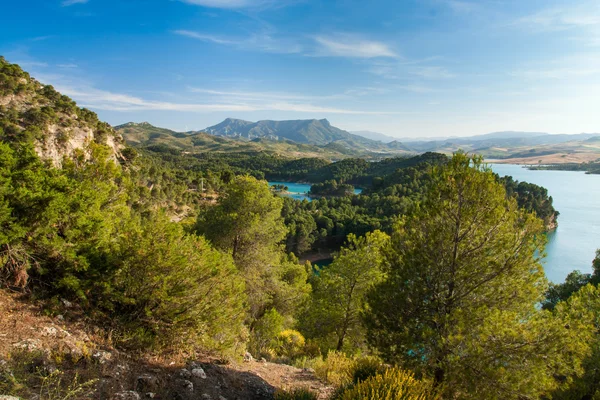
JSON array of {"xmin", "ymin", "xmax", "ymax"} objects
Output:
[
  {"xmin": 33, "ymin": 122, "xmax": 122, "ymax": 167},
  {"xmin": 546, "ymin": 213, "xmax": 558, "ymax": 231},
  {"xmin": 0, "ymin": 57, "xmax": 124, "ymax": 167}
]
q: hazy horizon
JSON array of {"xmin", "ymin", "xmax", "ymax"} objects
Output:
[{"xmin": 117, "ymin": 119, "xmax": 599, "ymax": 141}]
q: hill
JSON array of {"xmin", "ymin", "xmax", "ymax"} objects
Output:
[
  {"xmin": 0, "ymin": 57, "xmax": 122, "ymax": 165},
  {"xmin": 203, "ymin": 118, "xmax": 351, "ymax": 145},
  {"xmin": 202, "ymin": 118, "xmax": 398, "ymax": 152},
  {"xmin": 395, "ymin": 131, "xmax": 600, "ymax": 163},
  {"xmin": 117, "ymin": 121, "xmax": 411, "ymax": 159}
]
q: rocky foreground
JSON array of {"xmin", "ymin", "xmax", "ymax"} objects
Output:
[{"xmin": 0, "ymin": 291, "xmax": 333, "ymax": 399}]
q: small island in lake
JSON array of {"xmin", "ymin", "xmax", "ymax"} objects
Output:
[
  {"xmin": 270, "ymin": 183, "xmax": 290, "ymax": 194},
  {"xmin": 308, "ymin": 179, "xmax": 355, "ymax": 197}
]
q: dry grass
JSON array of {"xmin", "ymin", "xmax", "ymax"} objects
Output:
[
  {"xmin": 0, "ymin": 289, "xmax": 334, "ymax": 399},
  {"xmin": 488, "ymin": 152, "xmax": 600, "ymax": 165}
]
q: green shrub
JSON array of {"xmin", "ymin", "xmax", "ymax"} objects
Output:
[
  {"xmin": 276, "ymin": 329, "xmax": 306, "ymax": 359},
  {"xmin": 336, "ymin": 368, "xmax": 437, "ymax": 400},
  {"xmin": 314, "ymin": 351, "xmax": 355, "ymax": 387},
  {"xmin": 350, "ymin": 356, "xmax": 386, "ymax": 384},
  {"xmin": 249, "ymin": 308, "xmax": 285, "ymax": 359},
  {"xmin": 274, "ymin": 387, "xmax": 319, "ymax": 400},
  {"xmin": 107, "ymin": 214, "xmax": 248, "ymax": 350}
]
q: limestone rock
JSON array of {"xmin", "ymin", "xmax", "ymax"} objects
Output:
[
  {"xmin": 175, "ymin": 379, "xmax": 194, "ymax": 392},
  {"xmin": 136, "ymin": 374, "xmax": 159, "ymax": 392},
  {"xmin": 191, "ymin": 367, "xmax": 207, "ymax": 379},
  {"xmin": 179, "ymin": 368, "xmax": 192, "ymax": 379},
  {"xmin": 111, "ymin": 391, "xmax": 141, "ymax": 400}
]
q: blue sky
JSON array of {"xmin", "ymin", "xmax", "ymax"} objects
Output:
[{"xmin": 1, "ymin": 0, "xmax": 599, "ymax": 137}]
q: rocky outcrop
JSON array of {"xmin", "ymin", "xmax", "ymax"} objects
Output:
[
  {"xmin": 546, "ymin": 213, "xmax": 558, "ymax": 231},
  {"xmin": 34, "ymin": 122, "xmax": 122, "ymax": 167},
  {"xmin": 0, "ymin": 57, "xmax": 124, "ymax": 167}
]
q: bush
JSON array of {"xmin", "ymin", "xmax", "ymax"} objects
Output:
[
  {"xmin": 350, "ymin": 357, "xmax": 386, "ymax": 384},
  {"xmin": 314, "ymin": 351, "xmax": 355, "ymax": 387},
  {"xmin": 107, "ymin": 214, "xmax": 248, "ymax": 351},
  {"xmin": 276, "ymin": 329, "xmax": 306, "ymax": 359},
  {"xmin": 248, "ymin": 308, "xmax": 285, "ymax": 359},
  {"xmin": 336, "ymin": 368, "xmax": 437, "ymax": 400},
  {"xmin": 274, "ymin": 387, "xmax": 319, "ymax": 400}
]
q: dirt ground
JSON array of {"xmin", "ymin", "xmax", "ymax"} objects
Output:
[
  {"xmin": 487, "ymin": 152, "xmax": 600, "ymax": 165},
  {"xmin": 0, "ymin": 290, "xmax": 334, "ymax": 399}
]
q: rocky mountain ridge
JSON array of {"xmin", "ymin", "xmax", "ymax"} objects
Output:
[{"xmin": 201, "ymin": 118, "xmax": 379, "ymax": 147}]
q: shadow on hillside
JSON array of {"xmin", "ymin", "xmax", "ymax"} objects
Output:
[{"xmin": 99, "ymin": 360, "xmax": 278, "ymax": 400}]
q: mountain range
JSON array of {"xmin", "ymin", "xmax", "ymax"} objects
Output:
[
  {"xmin": 116, "ymin": 119, "xmax": 600, "ymax": 164},
  {"xmin": 201, "ymin": 118, "xmax": 389, "ymax": 148},
  {"xmin": 115, "ymin": 121, "xmax": 403, "ymax": 159}
]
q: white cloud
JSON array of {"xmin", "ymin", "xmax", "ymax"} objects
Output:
[
  {"xmin": 175, "ymin": 30, "xmax": 399, "ymax": 59},
  {"xmin": 410, "ymin": 66, "xmax": 455, "ymax": 79},
  {"xmin": 313, "ymin": 35, "xmax": 398, "ymax": 58},
  {"xmin": 58, "ymin": 86, "xmax": 258, "ymax": 112},
  {"xmin": 368, "ymin": 60, "xmax": 454, "ymax": 80},
  {"xmin": 189, "ymin": 86, "xmax": 393, "ymax": 103},
  {"xmin": 173, "ymin": 30, "xmax": 303, "ymax": 54},
  {"xmin": 511, "ymin": 67, "xmax": 600, "ymax": 80},
  {"xmin": 57, "ymin": 63, "xmax": 78, "ymax": 69},
  {"xmin": 173, "ymin": 30, "xmax": 238, "ymax": 45},
  {"xmin": 180, "ymin": 0, "xmax": 252, "ymax": 7},
  {"xmin": 189, "ymin": 88, "xmax": 319, "ymax": 101},
  {"xmin": 61, "ymin": 0, "xmax": 88, "ymax": 6},
  {"xmin": 178, "ymin": 0, "xmax": 292, "ymax": 9},
  {"xmin": 516, "ymin": 3, "xmax": 600, "ymax": 31},
  {"xmin": 444, "ymin": 0, "xmax": 477, "ymax": 14},
  {"xmin": 55, "ymin": 84, "xmax": 388, "ymax": 115},
  {"xmin": 397, "ymin": 84, "xmax": 437, "ymax": 93}
]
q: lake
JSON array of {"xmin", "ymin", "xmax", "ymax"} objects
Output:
[
  {"xmin": 490, "ymin": 164, "xmax": 600, "ymax": 283},
  {"xmin": 269, "ymin": 181, "xmax": 362, "ymax": 201},
  {"xmin": 271, "ymin": 167, "xmax": 600, "ymax": 283}
]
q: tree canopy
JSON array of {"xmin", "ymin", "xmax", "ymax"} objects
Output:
[{"xmin": 365, "ymin": 152, "xmax": 583, "ymax": 399}]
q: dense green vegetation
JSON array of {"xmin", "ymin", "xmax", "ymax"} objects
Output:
[
  {"xmin": 4, "ymin": 58, "xmax": 600, "ymax": 400},
  {"xmin": 123, "ymin": 145, "xmax": 558, "ymax": 257},
  {"xmin": 299, "ymin": 231, "xmax": 389, "ymax": 352},
  {"xmin": 530, "ymin": 161, "xmax": 600, "ymax": 174},
  {"xmin": 308, "ymin": 180, "xmax": 355, "ymax": 197},
  {"xmin": 365, "ymin": 154, "xmax": 579, "ymax": 399}
]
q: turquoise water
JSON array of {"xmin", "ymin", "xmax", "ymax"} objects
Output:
[
  {"xmin": 490, "ymin": 164, "xmax": 600, "ymax": 283},
  {"xmin": 272, "ymin": 167, "xmax": 600, "ymax": 283},
  {"xmin": 269, "ymin": 181, "xmax": 362, "ymax": 201}
]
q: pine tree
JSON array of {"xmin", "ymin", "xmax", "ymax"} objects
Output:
[
  {"xmin": 198, "ymin": 175, "xmax": 307, "ymax": 323},
  {"xmin": 365, "ymin": 152, "xmax": 585, "ymax": 399},
  {"xmin": 300, "ymin": 230, "xmax": 389, "ymax": 353}
]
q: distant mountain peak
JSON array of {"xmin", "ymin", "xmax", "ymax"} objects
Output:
[{"xmin": 202, "ymin": 118, "xmax": 354, "ymax": 145}]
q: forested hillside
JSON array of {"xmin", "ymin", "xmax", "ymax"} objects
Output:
[
  {"xmin": 2, "ymin": 59, "xmax": 600, "ymax": 400},
  {"xmin": 117, "ymin": 121, "xmax": 370, "ymax": 159}
]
